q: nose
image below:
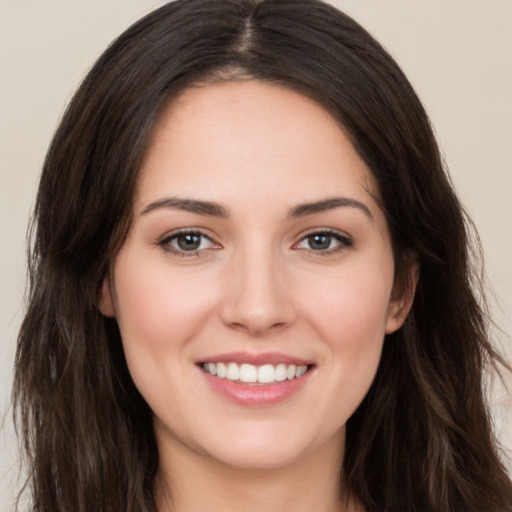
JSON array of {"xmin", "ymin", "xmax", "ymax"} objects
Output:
[{"xmin": 219, "ymin": 245, "xmax": 297, "ymax": 337}]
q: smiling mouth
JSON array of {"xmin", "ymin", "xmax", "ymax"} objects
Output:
[{"xmin": 200, "ymin": 362, "xmax": 314, "ymax": 384}]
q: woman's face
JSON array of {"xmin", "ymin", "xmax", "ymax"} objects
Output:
[{"xmin": 100, "ymin": 80, "xmax": 413, "ymax": 470}]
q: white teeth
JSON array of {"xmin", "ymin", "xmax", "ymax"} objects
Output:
[
  {"xmin": 239, "ymin": 363, "xmax": 257, "ymax": 383},
  {"xmin": 275, "ymin": 364, "xmax": 287, "ymax": 382},
  {"xmin": 226, "ymin": 362, "xmax": 239, "ymax": 380},
  {"xmin": 286, "ymin": 364, "xmax": 296, "ymax": 380},
  {"xmin": 202, "ymin": 362, "xmax": 310, "ymax": 383},
  {"xmin": 296, "ymin": 365, "xmax": 307, "ymax": 377},
  {"xmin": 258, "ymin": 364, "xmax": 275, "ymax": 383},
  {"xmin": 217, "ymin": 362, "xmax": 227, "ymax": 378}
]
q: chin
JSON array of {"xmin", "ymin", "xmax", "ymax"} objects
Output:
[
  {"xmin": 206, "ymin": 442, "xmax": 310, "ymax": 471},
  {"xmin": 195, "ymin": 421, "xmax": 344, "ymax": 472}
]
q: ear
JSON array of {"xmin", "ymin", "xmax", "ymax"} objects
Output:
[
  {"xmin": 385, "ymin": 256, "xmax": 419, "ymax": 334},
  {"xmin": 98, "ymin": 275, "xmax": 116, "ymax": 317}
]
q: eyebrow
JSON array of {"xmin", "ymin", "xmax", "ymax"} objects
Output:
[
  {"xmin": 141, "ymin": 197, "xmax": 229, "ymax": 217},
  {"xmin": 288, "ymin": 197, "xmax": 373, "ymax": 220},
  {"xmin": 140, "ymin": 195, "xmax": 373, "ymax": 220}
]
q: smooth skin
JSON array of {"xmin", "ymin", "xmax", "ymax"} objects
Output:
[{"xmin": 100, "ymin": 80, "xmax": 417, "ymax": 512}]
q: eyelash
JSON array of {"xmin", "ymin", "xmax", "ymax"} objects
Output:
[
  {"xmin": 293, "ymin": 229, "xmax": 353, "ymax": 256},
  {"xmin": 157, "ymin": 229, "xmax": 219, "ymax": 257},
  {"xmin": 157, "ymin": 228, "xmax": 353, "ymax": 257}
]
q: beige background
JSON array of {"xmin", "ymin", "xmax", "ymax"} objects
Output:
[{"xmin": 1, "ymin": 0, "xmax": 511, "ymax": 509}]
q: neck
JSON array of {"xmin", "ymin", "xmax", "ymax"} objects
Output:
[{"xmin": 154, "ymin": 429, "xmax": 361, "ymax": 512}]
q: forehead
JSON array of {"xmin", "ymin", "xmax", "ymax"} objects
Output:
[{"xmin": 136, "ymin": 80, "xmax": 379, "ymax": 211}]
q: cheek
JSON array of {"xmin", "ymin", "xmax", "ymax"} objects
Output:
[
  {"xmin": 112, "ymin": 250, "xmax": 218, "ymax": 372},
  {"xmin": 306, "ymin": 261, "xmax": 393, "ymax": 342},
  {"xmin": 111, "ymin": 252, "xmax": 224, "ymax": 426},
  {"xmin": 300, "ymin": 260, "xmax": 393, "ymax": 406}
]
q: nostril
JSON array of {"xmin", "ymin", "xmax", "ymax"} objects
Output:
[
  {"xmin": 226, "ymin": 319, "xmax": 289, "ymax": 337},
  {"xmin": 218, "ymin": 274, "xmax": 297, "ymax": 335}
]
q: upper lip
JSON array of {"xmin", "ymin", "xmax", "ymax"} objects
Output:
[{"xmin": 198, "ymin": 351, "xmax": 314, "ymax": 366}]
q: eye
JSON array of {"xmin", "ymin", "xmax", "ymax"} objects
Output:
[
  {"xmin": 295, "ymin": 230, "xmax": 353, "ymax": 254},
  {"xmin": 159, "ymin": 230, "xmax": 219, "ymax": 255}
]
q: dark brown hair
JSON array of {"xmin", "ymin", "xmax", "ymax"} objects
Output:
[{"xmin": 14, "ymin": 0, "xmax": 512, "ymax": 511}]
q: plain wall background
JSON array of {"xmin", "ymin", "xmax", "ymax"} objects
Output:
[{"xmin": 1, "ymin": 0, "xmax": 511, "ymax": 509}]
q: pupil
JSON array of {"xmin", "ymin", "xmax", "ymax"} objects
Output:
[
  {"xmin": 309, "ymin": 234, "xmax": 331, "ymax": 250},
  {"xmin": 178, "ymin": 234, "xmax": 200, "ymax": 250}
]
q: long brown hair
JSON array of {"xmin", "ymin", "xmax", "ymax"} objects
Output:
[{"xmin": 14, "ymin": 0, "xmax": 512, "ymax": 511}]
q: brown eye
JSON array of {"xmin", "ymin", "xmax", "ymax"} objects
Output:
[
  {"xmin": 295, "ymin": 230, "xmax": 353, "ymax": 253},
  {"xmin": 159, "ymin": 231, "xmax": 217, "ymax": 254},
  {"xmin": 307, "ymin": 234, "xmax": 333, "ymax": 251},
  {"xmin": 176, "ymin": 233, "xmax": 202, "ymax": 251}
]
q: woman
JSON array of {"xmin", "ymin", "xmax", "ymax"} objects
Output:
[{"xmin": 13, "ymin": 0, "xmax": 512, "ymax": 511}]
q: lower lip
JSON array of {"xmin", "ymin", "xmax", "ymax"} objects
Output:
[{"xmin": 200, "ymin": 367, "xmax": 313, "ymax": 407}]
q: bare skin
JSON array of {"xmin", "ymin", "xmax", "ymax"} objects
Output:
[
  {"xmin": 154, "ymin": 428, "xmax": 357, "ymax": 512},
  {"xmin": 100, "ymin": 80, "xmax": 415, "ymax": 512}
]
